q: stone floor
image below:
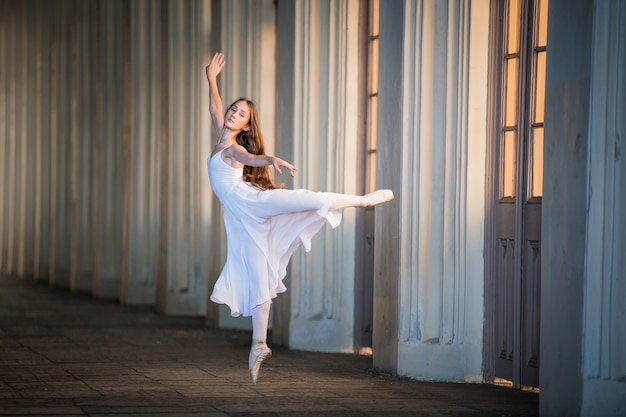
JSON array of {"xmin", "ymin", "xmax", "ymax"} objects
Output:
[{"xmin": 0, "ymin": 275, "xmax": 539, "ymax": 417}]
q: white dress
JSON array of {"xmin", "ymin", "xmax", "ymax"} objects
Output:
[{"xmin": 207, "ymin": 148, "xmax": 342, "ymax": 317}]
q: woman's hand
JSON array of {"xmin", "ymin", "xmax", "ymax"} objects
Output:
[
  {"xmin": 206, "ymin": 53, "xmax": 226, "ymax": 133},
  {"xmin": 272, "ymin": 156, "xmax": 297, "ymax": 177},
  {"xmin": 206, "ymin": 52, "xmax": 225, "ymax": 81}
]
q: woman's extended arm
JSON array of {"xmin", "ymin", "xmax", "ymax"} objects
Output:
[
  {"xmin": 225, "ymin": 145, "xmax": 297, "ymax": 177},
  {"xmin": 205, "ymin": 53, "xmax": 226, "ymax": 134}
]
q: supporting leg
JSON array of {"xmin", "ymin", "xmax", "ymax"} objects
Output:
[
  {"xmin": 251, "ymin": 301, "xmax": 271, "ymax": 341},
  {"xmin": 249, "ymin": 301, "xmax": 272, "ymax": 383}
]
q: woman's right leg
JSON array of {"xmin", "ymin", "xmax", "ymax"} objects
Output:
[{"xmin": 244, "ymin": 187, "xmax": 393, "ymax": 218}]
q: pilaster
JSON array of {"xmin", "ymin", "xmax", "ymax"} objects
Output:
[
  {"xmin": 288, "ymin": 0, "xmax": 361, "ymax": 353},
  {"xmin": 387, "ymin": 0, "xmax": 488, "ymax": 381},
  {"xmin": 214, "ymin": 0, "xmax": 277, "ymax": 329},
  {"xmin": 581, "ymin": 1, "xmax": 626, "ymax": 415}
]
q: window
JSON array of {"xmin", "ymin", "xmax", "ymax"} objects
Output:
[
  {"xmin": 500, "ymin": 0, "xmax": 547, "ymax": 200},
  {"xmin": 366, "ymin": 0, "xmax": 379, "ymax": 193}
]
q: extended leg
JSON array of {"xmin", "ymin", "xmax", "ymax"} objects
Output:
[{"xmin": 324, "ymin": 189, "xmax": 394, "ymax": 211}]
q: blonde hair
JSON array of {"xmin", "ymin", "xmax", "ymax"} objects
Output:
[{"xmin": 227, "ymin": 98, "xmax": 281, "ymax": 190}]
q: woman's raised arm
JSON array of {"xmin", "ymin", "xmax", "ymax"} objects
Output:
[{"xmin": 205, "ymin": 52, "xmax": 226, "ymax": 134}]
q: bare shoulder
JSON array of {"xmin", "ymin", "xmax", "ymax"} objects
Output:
[{"xmin": 221, "ymin": 144, "xmax": 245, "ymax": 167}]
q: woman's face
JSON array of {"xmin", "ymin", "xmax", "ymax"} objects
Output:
[{"xmin": 225, "ymin": 100, "xmax": 251, "ymax": 132}]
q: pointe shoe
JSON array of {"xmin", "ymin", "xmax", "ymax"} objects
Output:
[
  {"xmin": 363, "ymin": 189, "xmax": 394, "ymax": 207},
  {"xmin": 249, "ymin": 342, "xmax": 272, "ymax": 383}
]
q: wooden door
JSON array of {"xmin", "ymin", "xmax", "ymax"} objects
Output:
[{"xmin": 490, "ymin": 0, "xmax": 547, "ymax": 389}]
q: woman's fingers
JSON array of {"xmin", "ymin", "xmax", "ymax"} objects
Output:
[
  {"xmin": 281, "ymin": 161, "xmax": 296, "ymax": 177},
  {"xmin": 207, "ymin": 53, "xmax": 225, "ymax": 76},
  {"xmin": 213, "ymin": 52, "xmax": 225, "ymax": 67},
  {"xmin": 272, "ymin": 158, "xmax": 297, "ymax": 177}
]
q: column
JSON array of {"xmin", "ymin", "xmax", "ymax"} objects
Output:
[
  {"xmin": 288, "ymin": 0, "xmax": 361, "ymax": 353},
  {"xmin": 376, "ymin": 0, "xmax": 489, "ymax": 380},
  {"xmin": 580, "ymin": 1, "xmax": 626, "ymax": 415},
  {"xmin": 212, "ymin": 0, "xmax": 277, "ymax": 328}
]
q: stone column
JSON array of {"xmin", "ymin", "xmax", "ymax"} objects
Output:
[
  {"xmin": 541, "ymin": 0, "xmax": 626, "ymax": 411},
  {"xmin": 33, "ymin": 0, "xmax": 54, "ymax": 284},
  {"xmin": 580, "ymin": 1, "xmax": 625, "ymax": 415},
  {"xmin": 374, "ymin": 0, "xmax": 489, "ymax": 380},
  {"xmin": 122, "ymin": 0, "xmax": 163, "ymax": 306},
  {"xmin": 155, "ymin": 0, "xmax": 211, "ymax": 315},
  {"xmin": 541, "ymin": 0, "xmax": 592, "ymax": 413},
  {"xmin": 69, "ymin": 0, "xmax": 98, "ymax": 293},
  {"xmin": 287, "ymin": 0, "xmax": 361, "ymax": 353},
  {"xmin": 209, "ymin": 0, "xmax": 277, "ymax": 330},
  {"xmin": 91, "ymin": 0, "xmax": 127, "ymax": 299},
  {"xmin": 274, "ymin": 0, "xmax": 297, "ymax": 346},
  {"xmin": 49, "ymin": 0, "xmax": 73, "ymax": 289}
]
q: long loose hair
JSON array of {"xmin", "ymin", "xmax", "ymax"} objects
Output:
[{"xmin": 228, "ymin": 98, "xmax": 281, "ymax": 190}]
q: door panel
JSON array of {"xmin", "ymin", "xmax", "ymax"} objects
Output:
[
  {"xmin": 490, "ymin": 0, "xmax": 546, "ymax": 389},
  {"xmin": 521, "ymin": 202, "xmax": 541, "ymax": 385},
  {"xmin": 495, "ymin": 202, "xmax": 516, "ymax": 381}
]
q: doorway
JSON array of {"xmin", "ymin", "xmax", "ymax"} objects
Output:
[{"xmin": 486, "ymin": 0, "xmax": 548, "ymax": 389}]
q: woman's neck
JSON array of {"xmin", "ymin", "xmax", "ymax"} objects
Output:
[{"xmin": 217, "ymin": 128, "xmax": 238, "ymax": 145}]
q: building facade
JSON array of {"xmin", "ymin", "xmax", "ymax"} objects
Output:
[{"xmin": 1, "ymin": 0, "xmax": 624, "ymax": 415}]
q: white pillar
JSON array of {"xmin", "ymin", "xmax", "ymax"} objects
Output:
[
  {"xmin": 288, "ymin": 0, "xmax": 361, "ymax": 353},
  {"xmin": 213, "ymin": 0, "xmax": 277, "ymax": 329},
  {"xmin": 92, "ymin": 0, "xmax": 126, "ymax": 298},
  {"xmin": 122, "ymin": 0, "xmax": 163, "ymax": 305},
  {"xmin": 49, "ymin": 0, "xmax": 73, "ymax": 289},
  {"xmin": 0, "ymin": 0, "xmax": 217, "ymax": 317},
  {"xmin": 33, "ymin": 0, "xmax": 54, "ymax": 284},
  {"xmin": 69, "ymin": 0, "xmax": 98, "ymax": 293},
  {"xmin": 0, "ymin": 2, "xmax": 12, "ymax": 277},
  {"xmin": 392, "ymin": 0, "xmax": 488, "ymax": 381},
  {"xmin": 155, "ymin": 0, "xmax": 211, "ymax": 315}
]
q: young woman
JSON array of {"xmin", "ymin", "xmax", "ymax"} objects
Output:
[{"xmin": 205, "ymin": 52, "xmax": 393, "ymax": 383}]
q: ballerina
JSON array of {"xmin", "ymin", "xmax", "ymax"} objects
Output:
[{"xmin": 205, "ymin": 52, "xmax": 394, "ymax": 383}]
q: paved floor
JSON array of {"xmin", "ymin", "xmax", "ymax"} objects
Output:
[{"xmin": 0, "ymin": 275, "xmax": 539, "ymax": 417}]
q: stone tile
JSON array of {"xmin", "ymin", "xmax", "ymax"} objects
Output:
[
  {"xmin": 0, "ymin": 275, "xmax": 539, "ymax": 417},
  {"xmin": 7, "ymin": 380, "xmax": 100, "ymax": 399},
  {"xmin": 0, "ymin": 398, "xmax": 86, "ymax": 416}
]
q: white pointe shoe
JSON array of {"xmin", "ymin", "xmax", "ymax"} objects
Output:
[
  {"xmin": 363, "ymin": 189, "xmax": 394, "ymax": 207},
  {"xmin": 249, "ymin": 342, "xmax": 272, "ymax": 383}
]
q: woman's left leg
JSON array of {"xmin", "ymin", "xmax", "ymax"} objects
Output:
[
  {"xmin": 251, "ymin": 300, "xmax": 271, "ymax": 342},
  {"xmin": 249, "ymin": 301, "xmax": 272, "ymax": 383}
]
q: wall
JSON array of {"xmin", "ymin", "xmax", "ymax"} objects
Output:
[{"xmin": 0, "ymin": 0, "xmax": 215, "ymax": 316}]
